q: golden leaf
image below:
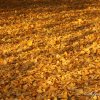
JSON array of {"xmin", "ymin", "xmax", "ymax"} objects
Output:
[
  {"xmin": 27, "ymin": 40, "xmax": 33, "ymax": 46},
  {"xmin": 0, "ymin": 58, "xmax": 3, "ymax": 65}
]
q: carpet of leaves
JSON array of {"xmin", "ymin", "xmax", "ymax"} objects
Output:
[{"xmin": 0, "ymin": 0, "xmax": 100, "ymax": 100}]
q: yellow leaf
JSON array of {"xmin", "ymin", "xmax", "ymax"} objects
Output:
[{"xmin": 27, "ymin": 40, "xmax": 33, "ymax": 46}]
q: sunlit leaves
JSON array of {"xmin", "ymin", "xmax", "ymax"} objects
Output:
[{"xmin": 0, "ymin": 0, "xmax": 100, "ymax": 99}]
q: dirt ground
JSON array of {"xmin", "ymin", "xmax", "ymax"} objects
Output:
[{"xmin": 0, "ymin": 0, "xmax": 100, "ymax": 100}]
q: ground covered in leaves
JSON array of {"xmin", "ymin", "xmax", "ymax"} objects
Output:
[{"xmin": 0, "ymin": 0, "xmax": 100, "ymax": 100}]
